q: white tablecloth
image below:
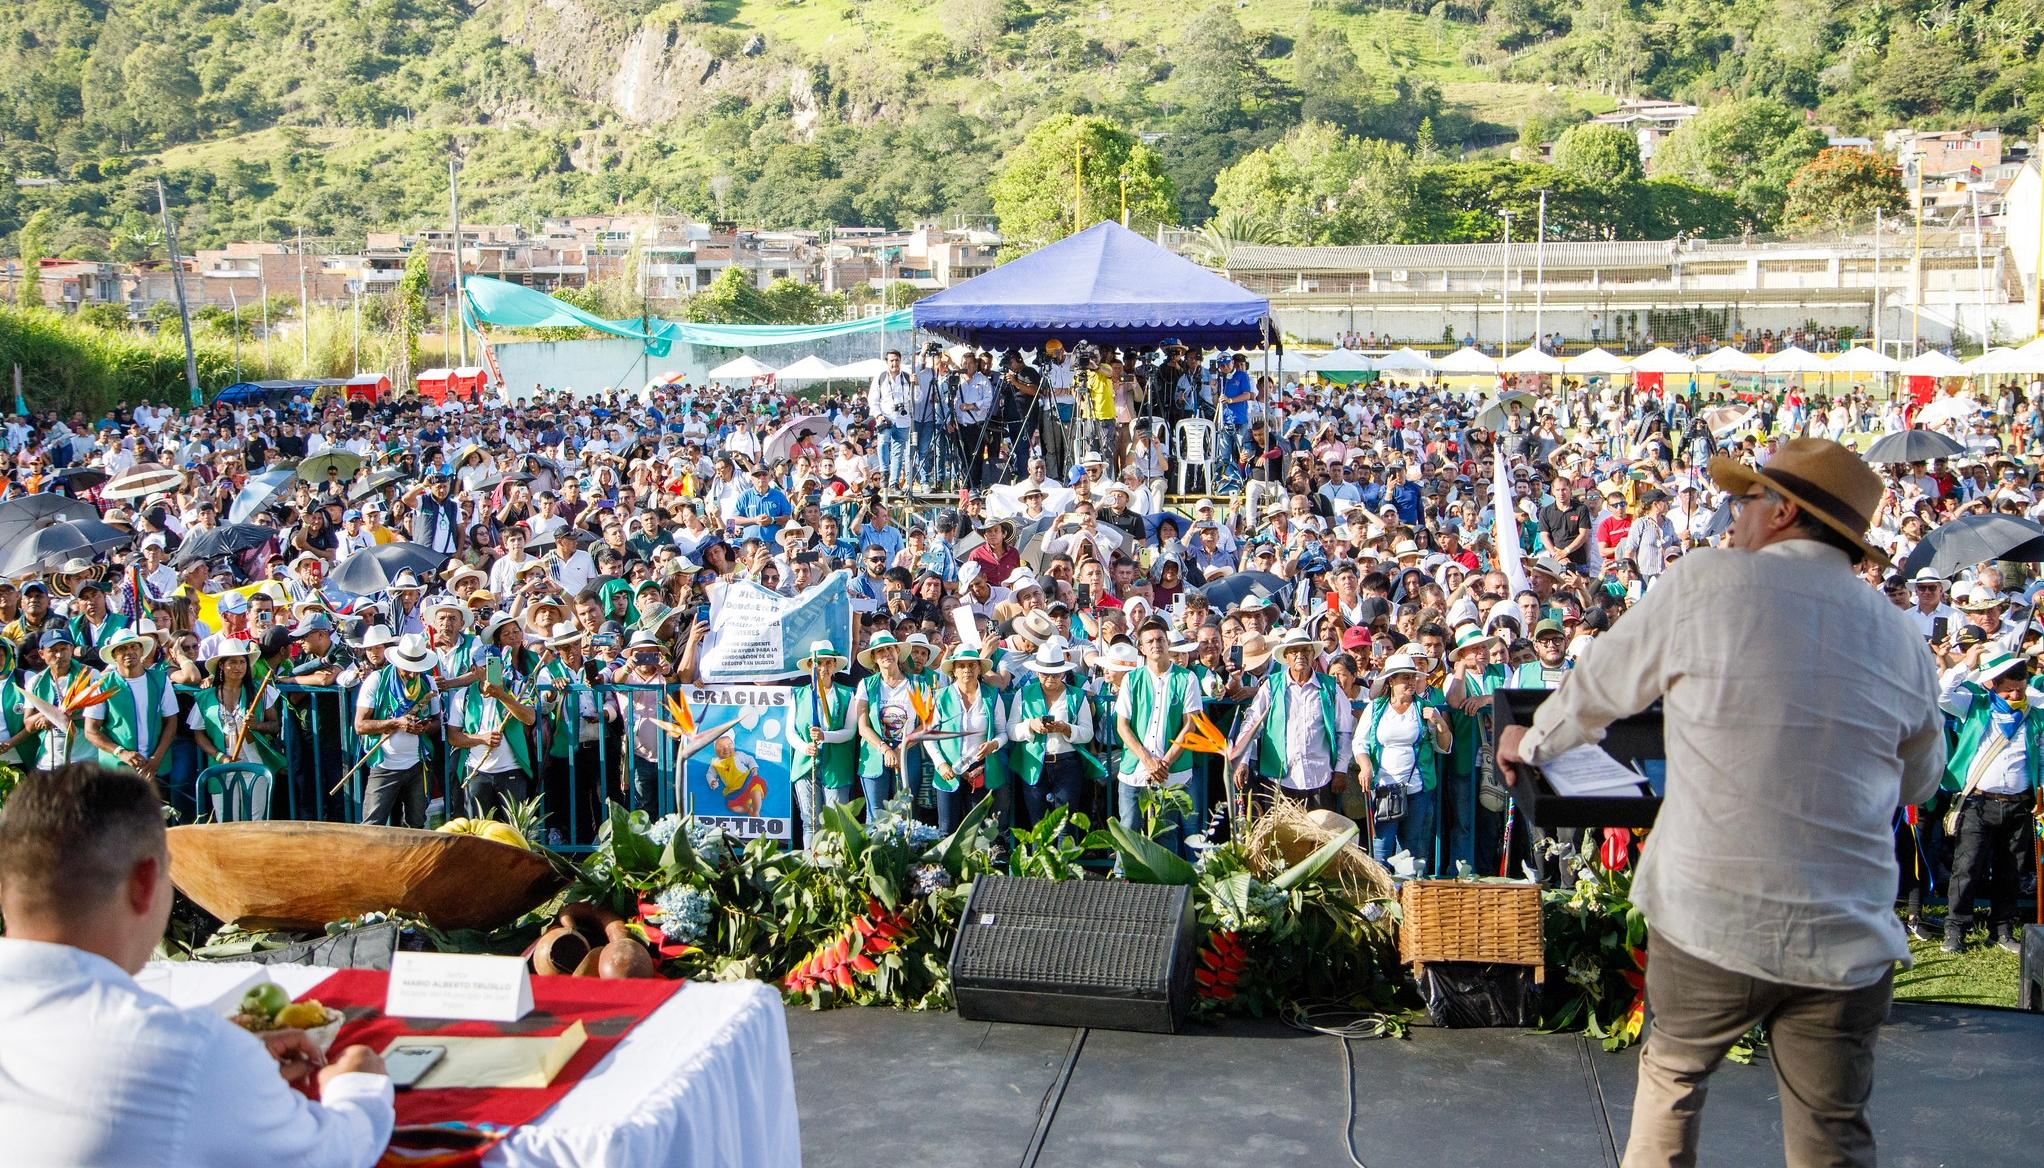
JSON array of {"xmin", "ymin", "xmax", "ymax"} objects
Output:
[{"xmin": 143, "ymin": 962, "xmax": 801, "ymax": 1168}]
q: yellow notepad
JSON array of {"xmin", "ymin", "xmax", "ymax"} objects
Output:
[{"xmin": 379, "ymin": 1020, "xmax": 587, "ymax": 1089}]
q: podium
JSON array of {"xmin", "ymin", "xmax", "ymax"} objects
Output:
[{"xmin": 1488, "ymin": 689, "xmax": 1665, "ymax": 829}]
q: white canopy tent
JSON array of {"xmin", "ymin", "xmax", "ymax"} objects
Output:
[
  {"xmin": 1373, "ymin": 347, "xmax": 1437, "ymax": 373},
  {"xmin": 1432, "ymin": 346, "xmax": 1498, "ymax": 374},
  {"xmin": 707, "ymin": 355, "xmax": 780, "ymax": 382},
  {"xmin": 1563, "ymin": 347, "xmax": 1630, "ymax": 376},
  {"xmin": 1626, "ymin": 347, "xmax": 1698, "ymax": 374},
  {"xmin": 1759, "ymin": 346, "xmax": 1828, "ymax": 374},
  {"xmin": 830, "ymin": 357, "xmax": 888, "ymax": 381},
  {"xmin": 1310, "ymin": 348, "xmax": 1374, "ymax": 374},
  {"xmin": 1825, "ymin": 346, "xmax": 1901, "ymax": 374},
  {"xmin": 1961, "ymin": 347, "xmax": 2018, "ymax": 375},
  {"xmin": 1898, "ymin": 350, "xmax": 1969, "ymax": 377},
  {"xmin": 1498, "ymin": 346, "xmax": 1566, "ymax": 374},
  {"xmin": 1694, "ymin": 347, "xmax": 1764, "ymax": 374},
  {"xmin": 773, "ymin": 355, "xmax": 843, "ymax": 383}
]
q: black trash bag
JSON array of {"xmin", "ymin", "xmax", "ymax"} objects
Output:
[{"xmin": 1416, "ymin": 961, "xmax": 1539, "ymax": 1028}]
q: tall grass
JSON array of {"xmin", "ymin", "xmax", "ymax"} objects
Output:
[{"xmin": 0, "ymin": 306, "xmax": 297, "ymax": 415}]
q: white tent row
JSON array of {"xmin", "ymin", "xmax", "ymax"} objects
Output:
[{"xmin": 1299, "ymin": 340, "xmax": 2043, "ymax": 381}]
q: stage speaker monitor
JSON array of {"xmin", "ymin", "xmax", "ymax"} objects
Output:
[{"xmin": 949, "ymin": 875, "xmax": 1198, "ymax": 1034}]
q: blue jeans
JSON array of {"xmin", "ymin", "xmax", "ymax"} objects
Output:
[
  {"xmin": 913, "ymin": 421, "xmax": 945, "ymax": 486},
  {"xmin": 1371, "ymin": 785, "xmax": 1437, "ymax": 869},
  {"xmin": 878, "ymin": 425, "xmax": 910, "ymax": 487},
  {"xmin": 630, "ymin": 756, "xmax": 662, "ymax": 817},
  {"xmin": 1441, "ymin": 764, "xmax": 1478, "ymax": 872},
  {"xmin": 1018, "ymin": 754, "xmax": 1087, "ymax": 829},
  {"xmin": 1117, "ymin": 775, "xmax": 1204, "ymax": 857},
  {"xmin": 162, "ymin": 737, "xmax": 202, "ymax": 824}
]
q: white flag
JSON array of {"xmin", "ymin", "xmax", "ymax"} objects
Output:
[{"xmin": 1493, "ymin": 442, "xmax": 1530, "ymax": 597}]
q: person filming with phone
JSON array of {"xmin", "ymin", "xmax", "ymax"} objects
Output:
[{"xmin": 0, "ymin": 764, "xmax": 393, "ymax": 1166}]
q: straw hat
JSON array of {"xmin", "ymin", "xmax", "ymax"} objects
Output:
[
  {"xmin": 352, "ymin": 625, "xmax": 398, "ymax": 652},
  {"xmin": 1010, "ymin": 610, "xmax": 1058, "ymax": 646},
  {"xmin": 546, "ymin": 620, "xmax": 587, "ymax": 650},
  {"xmin": 1087, "ymin": 642, "xmax": 1141, "ymax": 674},
  {"xmin": 1377, "ymin": 651, "xmax": 1424, "ymax": 681},
  {"xmin": 1027, "ymin": 637, "xmax": 1078, "ymax": 674},
  {"xmin": 1277, "ymin": 626, "xmax": 1318, "ymax": 657},
  {"xmin": 100, "ymin": 627, "xmax": 156, "ymax": 664},
  {"xmin": 201, "ymin": 637, "xmax": 257, "ymax": 677},
  {"xmin": 1451, "ymin": 625, "xmax": 1499, "ymax": 658},
  {"xmin": 387, "ymin": 633, "xmax": 439, "ymax": 674},
  {"xmin": 1237, "ymin": 632, "xmax": 1280, "ymax": 672},
  {"xmin": 942, "ymin": 644, "xmax": 990, "ymax": 671},
  {"xmin": 1976, "ymin": 650, "xmax": 2029, "ymax": 686},
  {"xmin": 1707, "ymin": 437, "xmax": 1889, "ymax": 567}
]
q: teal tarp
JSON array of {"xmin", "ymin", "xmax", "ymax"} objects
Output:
[{"xmin": 462, "ymin": 275, "xmax": 911, "ymax": 354}]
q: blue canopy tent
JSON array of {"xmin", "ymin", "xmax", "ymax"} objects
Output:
[
  {"xmin": 910, "ymin": 221, "xmax": 1272, "ymax": 350},
  {"xmin": 213, "ymin": 380, "xmax": 331, "ymax": 405}
]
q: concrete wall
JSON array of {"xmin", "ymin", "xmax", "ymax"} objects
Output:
[{"xmin": 490, "ymin": 324, "xmax": 916, "ymax": 403}]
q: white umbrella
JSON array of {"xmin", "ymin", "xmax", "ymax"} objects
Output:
[
  {"xmin": 1760, "ymin": 345, "xmax": 1827, "ymax": 374},
  {"xmin": 1498, "ymin": 346, "xmax": 1565, "ymax": 374},
  {"xmin": 1563, "ymin": 347, "xmax": 1630, "ymax": 376},
  {"xmin": 1373, "ymin": 347, "xmax": 1436, "ymax": 373},
  {"xmin": 774, "ymin": 355, "xmax": 842, "ymax": 384},
  {"xmin": 708, "ymin": 355, "xmax": 778, "ymax": 382},
  {"xmin": 1826, "ymin": 346, "xmax": 1901, "ymax": 374},
  {"xmin": 1432, "ymin": 346, "xmax": 1498, "ymax": 374},
  {"xmin": 762, "ymin": 414, "xmax": 830, "ymax": 463},
  {"xmin": 1898, "ymin": 350, "xmax": 1968, "ymax": 377},
  {"xmin": 1916, "ymin": 394, "xmax": 1981, "ymax": 427},
  {"xmin": 1311, "ymin": 349, "xmax": 1374, "ymax": 374},
  {"xmin": 1694, "ymin": 346, "xmax": 1763, "ymax": 373},
  {"xmin": 1626, "ymin": 347, "xmax": 1697, "ymax": 375},
  {"xmin": 1964, "ymin": 337, "xmax": 2044, "ymax": 375}
]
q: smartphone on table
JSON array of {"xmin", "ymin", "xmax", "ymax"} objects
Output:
[{"xmin": 384, "ymin": 1044, "xmax": 446, "ymax": 1090}]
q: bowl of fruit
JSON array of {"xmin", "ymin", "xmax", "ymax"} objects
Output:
[{"xmin": 231, "ymin": 982, "xmax": 345, "ymax": 1055}]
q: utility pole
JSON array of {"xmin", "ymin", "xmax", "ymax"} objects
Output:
[
  {"xmin": 155, "ymin": 179, "xmax": 201, "ymax": 408},
  {"xmin": 1911, "ymin": 188, "xmax": 1925, "ymax": 351},
  {"xmin": 1119, "ymin": 174, "xmax": 1130, "ymax": 228},
  {"xmin": 1072, "ymin": 143, "xmax": 1085, "ymax": 236},
  {"xmin": 1500, "ymin": 211, "xmax": 1512, "ymax": 355},
  {"xmin": 229, "ymin": 286, "xmax": 242, "ymax": 383},
  {"xmin": 295, "ymin": 224, "xmax": 310, "ymax": 369},
  {"xmin": 449, "ymin": 155, "xmax": 469, "ymax": 367},
  {"xmin": 349, "ymin": 281, "xmax": 361, "ymax": 372},
  {"xmin": 1971, "ymin": 188, "xmax": 1991, "ymax": 354},
  {"xmin": 1873, "ymin": 208, "xmax": 1883, "ymax": 355},
  {"xmin": 1533, "ymin": 190, "xmax": 1547, "ymax": 350},
  {"xmin": 259, "ymin": 267, "xmax": 271, "ymax": 369}
]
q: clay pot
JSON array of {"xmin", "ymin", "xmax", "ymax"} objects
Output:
[
  {"xmin": 531, "ymin": 925, "xmax": 591, "ymax": 977},
  {"xmin": 572, "ymin": 949, "xmax": 603, "ymax": 977},
  {"xmin": 603, "ymin": 920, "xmax": 636, "ymax": 945},
  {"xmin": 596, "ymin": 937, "xmax": 656, "ymax": 979},
  {"xmin": 557, "ymin": 902, "xmax": 623, "ymax": 948}
]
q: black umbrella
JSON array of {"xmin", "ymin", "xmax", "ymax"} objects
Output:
[
  {"xmin": 474, "ymin": 470, "xmax": 534, "ymax": 493},
  {"xmin": 0, "ymin": 493, "xmax": 99, "ymax": 550},
  {"xmin": 0, "ymin": 518, "xmax": 133, "ymax": 577},
  {"xmin": 171, "ymin": 523, "xmax": 278, "ymax": 567},
  {"xmin": 349, "ymin": 467, "xmax": 408, "ymax": 502},
  {"xmin": 330, "ymin": 541, "xmax": 450, "ymax": 595},
  {"xmin": 1864, "ymin": 429, "xmax": 1967, "ymax": 465},
  {"xmin": 46, "ymin": 466, "xmax": 109, "ymax": 492},
  {"xmin": 1894, "ymin": 513, "xmax": 2044, "ymax": 581},
  {"xmin": 1197, "ymin": 569, "xmax": 1290, "ymax": 612}
]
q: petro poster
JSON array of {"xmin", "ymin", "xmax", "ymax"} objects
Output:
[
  {"xmin": 679, "ymin": 683, "xmax": 794, "ymax": 841},
  {"xmin": 697, "ymin": 569, "xmax": 852, "ymax": 683}
]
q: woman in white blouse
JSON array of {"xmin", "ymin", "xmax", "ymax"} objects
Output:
[{"xmin": 923, "ymin": 646, "xmax": 1010, "ymax": 833}]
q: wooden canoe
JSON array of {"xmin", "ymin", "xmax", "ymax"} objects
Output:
[{"xmin": 167, "ymin": 822, "xmax": 567, "ymax": 932}]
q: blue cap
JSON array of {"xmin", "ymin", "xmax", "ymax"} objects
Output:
[
  {"xmin": 342, "ymin": 508, "xmax": 362, "ymax": 521},
  {"xmin": 39, "ymin": 629, "xmax": 75, "ymax": 649}
]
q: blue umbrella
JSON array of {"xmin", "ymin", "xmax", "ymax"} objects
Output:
[
  {"xmin": 1143, "ymin": 510, "xmax": 1195, "ymax": 541},
  {"xmin": 229, "ymin": 467, "xmax": 297, "ymax": 525}
]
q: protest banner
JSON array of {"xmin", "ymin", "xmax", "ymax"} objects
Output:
[
  {"xmin": 698, "ymin": 569, "xmax": 851, "ymax": 683},
  {"xmin": 679, "ymin": 684, "xmax": 794, "ymax": 841}
]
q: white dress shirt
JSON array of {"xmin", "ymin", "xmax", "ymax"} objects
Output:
[
  {"xmin": 1519, "ymin": 541, "xmax": 1945, "ymax": 991},
  {"xmin": 0, "ymin": 939, "xmax": 394, "ymax": 1168},
  {"xmin": 1233, "ymin": 672, "xmax": 1356, "ymax": 790}
]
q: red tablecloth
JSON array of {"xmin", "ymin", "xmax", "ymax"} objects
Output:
[{"xmin": 298, "ymin": 970, "xmax": 682, "ymax": 1129}]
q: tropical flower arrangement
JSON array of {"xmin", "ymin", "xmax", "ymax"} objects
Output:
[{"xmin": 1536, "ymin": 833, "xmax": 1650, "ymax": 1051}]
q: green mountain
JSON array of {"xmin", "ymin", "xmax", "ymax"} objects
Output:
[{"xmin": 1, "ymin": 0, "xmax": 2038, "ymax": 257}]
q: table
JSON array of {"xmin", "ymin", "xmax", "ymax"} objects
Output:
[{"xmin": 143, "ymin": 962, "xmax": 801, "ymax": 1168}]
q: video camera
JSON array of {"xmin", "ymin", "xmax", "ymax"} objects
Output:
[{"xmin": 1070, "ymin": 341, "xmax": 1103, "ymax": 372}]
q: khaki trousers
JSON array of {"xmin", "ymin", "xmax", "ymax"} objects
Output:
[{"xmin": 1624, "ymin": 937, "xmax": 1892, "ymax": 1168}]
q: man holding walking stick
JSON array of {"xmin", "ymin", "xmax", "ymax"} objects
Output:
[{"xmin": 351, "ymin": 633, "xmax": 442, "ymax": 828}]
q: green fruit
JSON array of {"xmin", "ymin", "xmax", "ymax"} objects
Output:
[{"xmin": 240, "ymin": 982, "xmax": 290, "ymax": 1019}]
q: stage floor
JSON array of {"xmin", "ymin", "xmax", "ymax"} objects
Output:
[{"xmin": 787, "ymin": 1000, "xmax": 2042, "ymax": 1168}]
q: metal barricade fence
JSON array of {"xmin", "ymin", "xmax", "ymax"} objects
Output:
[{"xmin": 181, "ymin": 680, "xmax": 700, "ymax": 855}]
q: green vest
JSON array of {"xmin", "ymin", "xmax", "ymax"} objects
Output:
[
  {"xmin": 462, "ymin": 687, "xmax": 534, "ymax": 777},
  {"xmin": 1451, "ymin": 665, "xmax": 1509, "ymax": 775},
  {"xmin": 192, "ymin": 683, "xmax": 287, "ymax": 773},
  {"xmin": 95, "ymin": 665, "xmax": 170, "ymax": 768},
  {"xmin": 69, "ymin": 612, "xmax": 128, "ymax": 654},
  {"xmin": 1255, "ymin": 672, "xmax": 1341, "ymax": 778},
  {"xmin": 1359, "ymin": 694, "xmax": 1446, "ymax": 792},
  {"xmin": 926, "ymin": 683, "xmax": 1009, "ymax": 791},
  {"xmin": 1117, "ymin": 665, "xmax": 1198, "ymax": 778},
  {"xmin": 790, "ymin": 680, "xmax": 857, "ymax": 789},
  {"xmin": 1942, "ymin": 681, "xmax": 2043, "ymax": 795},
  {"xmin": 0, "ymin": 680, "xmax": 33, "ymax": 768},
  {"xmin": 536, "ymin": 659, "xmax": 588, "ymax": 760},
  {"xmin": 30, "ymin": 664, "xmax": 94, "ymax": 766},
  {"xmin": 1008, "ymin": 678, "xmax": 1093, "ymax": 787},
  {"xmin": 1511, "ymin": 660, "xmax": 1570, "ymax": 690}
]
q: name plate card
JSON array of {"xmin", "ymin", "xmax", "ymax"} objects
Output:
[{"xmin": 385, "ymin": 952, "xmax": 533, "ymax": 1022}]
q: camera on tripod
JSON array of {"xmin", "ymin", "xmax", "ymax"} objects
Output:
[{"xmin": 1070, "ymin": 341, "xmax": 1102, "ymax": 372}]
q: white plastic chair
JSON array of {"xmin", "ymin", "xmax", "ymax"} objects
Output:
[{"xmin": 1174, "ymin": 418, "xmax": 1216, "ymax": 494}]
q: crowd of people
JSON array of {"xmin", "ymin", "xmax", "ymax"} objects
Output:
[{"xmin": 0, "ymin": 344, "xmax": 2034, "ymax": 956}]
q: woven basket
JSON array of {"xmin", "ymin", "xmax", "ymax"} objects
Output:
[{"xmin": 1398, "ymin": 879, "xmax": 1545, "ymax": 983}]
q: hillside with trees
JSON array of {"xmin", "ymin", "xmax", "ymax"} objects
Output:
[{"xmin": 0, "ymin": 0, "xmax": 2023, "ymax": 260}]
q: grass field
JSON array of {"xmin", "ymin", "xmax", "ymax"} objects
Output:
[{"xmin": 1894, "ymin": 919, "xmax": 2027, "ymax": 1009}]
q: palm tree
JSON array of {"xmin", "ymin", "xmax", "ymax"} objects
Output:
[{"xmin": 1185, "ymin": 211, "xmax": 1278, "ymax": 270}]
